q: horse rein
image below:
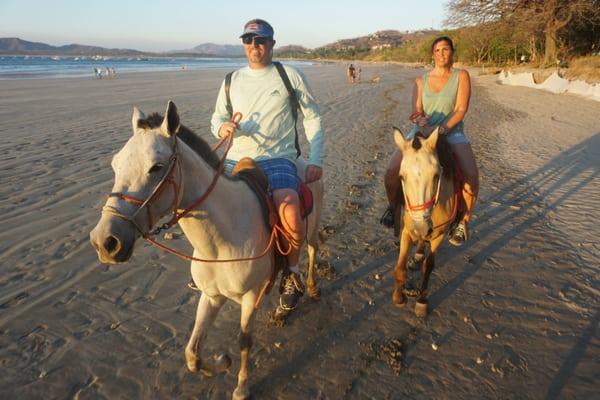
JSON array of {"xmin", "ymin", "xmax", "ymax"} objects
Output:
[{"xmin": 101, "ymin": 111, "xmax": 295, "ymax": 263}]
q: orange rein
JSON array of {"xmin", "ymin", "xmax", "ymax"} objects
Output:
[{"xmin": 103, "ymin": 111, "xmax": 295, "ymax": 264}]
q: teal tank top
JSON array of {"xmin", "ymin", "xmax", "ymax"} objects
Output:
[{"xmin": 410, "ymin": 69, "xmax": 463, "ymax": 136}]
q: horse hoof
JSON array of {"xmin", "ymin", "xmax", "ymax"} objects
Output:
[
  {"xmin": 415, "ymin": 300, "xmax": 428, "ymax": 318},
  {"xmin": 267, "ymin": 308, "xmax": 287, "ymax": 328},
  {"xmin": 308, "ymin": 287, "xmax": 321, "ymax": 301},
  {"xmin": 392, "ymin": 289, "xmax": 406, "ymax": 307},
  {"xmin": 199, "ymin": 353, "xmax": 231, "ymax": 376},
  {"xmin": 214, "ymin": 353, "xmax": 232, "ymax": 373},
  {"xmin": 232, "ymin": 386, "xmax": 251, "ymax": 400},
  {"xmin": 403, "ymin": 285, "xmax": 420, "ymax": 298}
]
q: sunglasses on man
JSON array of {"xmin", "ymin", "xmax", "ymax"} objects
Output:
[{"xmin": 242, "ymin": 36, "xmax": 271, "ymax": 45}]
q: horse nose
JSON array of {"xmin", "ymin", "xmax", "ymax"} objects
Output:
[{"xmin": 103, "ymin": 235, "xmax": 121, "ymax": 255}]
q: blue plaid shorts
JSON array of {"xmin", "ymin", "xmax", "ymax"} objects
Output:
[{"xmin": 224, "ymin": 158, "xmax": 300, "ymax": 192}]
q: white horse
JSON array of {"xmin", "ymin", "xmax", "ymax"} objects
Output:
[{"xmin": 90, "ymin": 101, "xmax": 323, "ymax": 399}]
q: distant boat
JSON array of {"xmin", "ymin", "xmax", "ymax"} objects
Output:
[
  {"xmin": 137, "ymin": 57, "xmax": 149, "ymax": 61},
  {"xmin": 51, "ymin": 56, "xmax": 60, "ymax": 60}
]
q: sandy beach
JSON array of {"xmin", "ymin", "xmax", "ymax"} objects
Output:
[{"xmin": 0, "ymin": 63, "xmax": 598, "ymax": 399}]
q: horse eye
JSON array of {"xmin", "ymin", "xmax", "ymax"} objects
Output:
[{"xmin": 148, "ymin": 163, "xmax": 164, "ymax": 174}]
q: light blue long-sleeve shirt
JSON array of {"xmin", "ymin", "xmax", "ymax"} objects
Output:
[{"xmin": 210, "ymin": 63, "xmax": 325, "ymax": 167}]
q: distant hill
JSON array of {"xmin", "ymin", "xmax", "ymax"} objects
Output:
[
  {"xmin": 274, "ymin": 29, "xmax": 440, "ymax": 61},
  {"xmin": 274, "ymin": 45, "xmax": 311, "ymax": 56},
  {"xmin": 0, "ymin": 37, "xmax": 145, "ymax": 56},
  {"xmin": 185, "ymin": 43, "xmax": 244, "ymax": 56},
  {"xmin": 318, "ymin": 29, "xmax": 439, "ymax": 51}
]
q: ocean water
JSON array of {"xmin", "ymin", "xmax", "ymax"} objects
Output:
[{"xmin": 0, "ymin": 55, "xmax": 313, "ymax": 79}]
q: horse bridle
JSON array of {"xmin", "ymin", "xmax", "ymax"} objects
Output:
[
  {"xmin": 101, "ymin": 137, "xmax": 183, "ymax": 238},
  {"xmin": 101, "ymin": 113, "xmax": 240, "ymax": 239},
  {"xmin": 401, "ymin": 166, "xmax": 443, "ymax": 216}
]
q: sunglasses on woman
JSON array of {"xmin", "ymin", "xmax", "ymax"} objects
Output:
[{"xmin": 242, "ymin": 36, "xmax": 271, "ymax": 45}]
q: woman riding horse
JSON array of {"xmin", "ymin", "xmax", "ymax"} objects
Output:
[{"xmin": 383, "ymin": 36, "xmax": 479, "ymax": 246}]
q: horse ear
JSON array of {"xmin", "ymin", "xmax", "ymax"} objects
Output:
[
  {"xmin": 161, "ymin": 101, "xmax": 180, "ymax": 136},
  {"xmin": 424, "ymin": 127, "xmax": 440, "ymax": 150},
  {"xmin": 393, "ymin": 127, "xmax": 410, "ymax": 152},
  {"xmin": 131, "ymin": 107, "xmax": 145, "ymax": 132}
]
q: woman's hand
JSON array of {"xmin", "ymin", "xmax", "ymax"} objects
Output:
[{"xmin": 409, "ymin": 111, "xmax": 428, "ymax": 128}]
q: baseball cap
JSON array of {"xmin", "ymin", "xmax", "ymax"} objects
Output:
[{"xmin": 240, "ymin": 19, "xmax": 274, "ymax": 38}]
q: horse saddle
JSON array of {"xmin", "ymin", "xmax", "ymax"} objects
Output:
[
  {"xmin": 232, "ymin": 157, "xmax": 314, "ymax": 225},
  {"xmin": 232, "ymin": 157, "xmax": 314, "ymax": 294}
]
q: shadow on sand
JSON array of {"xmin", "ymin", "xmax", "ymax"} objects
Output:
[{"xmin": 252, "ymin": 132, "xmax": 599, "ymax": 397}]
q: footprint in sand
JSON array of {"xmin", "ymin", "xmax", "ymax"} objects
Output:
[{"xmin": 0, "ymin": 292, "xmax": 30, "ymax": 309}]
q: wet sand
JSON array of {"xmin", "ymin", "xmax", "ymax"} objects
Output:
[{"xmin": 0, "ymin": 64, "xmax": 598, "ymax": 399}]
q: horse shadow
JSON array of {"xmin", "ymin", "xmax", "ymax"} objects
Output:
[
  {"xmin": 429, "ymin": 132, "xmax": 600, "ymax": 398},
  {"xmin": 430, "ymin": 132, "xmax": 600, "ymax": 310}
]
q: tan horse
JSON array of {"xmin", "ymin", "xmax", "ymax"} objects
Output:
[
  {"xmin": 391, "ymin": 127, "xmax": 460, "ymax": 317},
  {"xmin": 89, "ymin": 101, "xmax": 323, "ymax": 400}
]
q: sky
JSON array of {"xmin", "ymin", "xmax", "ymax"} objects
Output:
[{"xmin": 0, "ymin": 0, "xmax": 449, "ymax": 52}]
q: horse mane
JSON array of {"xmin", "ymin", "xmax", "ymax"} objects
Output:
[
  {"xmin": 412, "ymin": 133, "xmax": 454, "ymax": 180},
  {"xmin": 177, "ymin": 125, "xmax": 221, "ymax": 170},
  {"xmin": 137, "ymin": 112, "xmax": 221, "ymax": 170}
]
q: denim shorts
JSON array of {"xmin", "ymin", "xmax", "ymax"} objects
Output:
[
  {"xmin": 445, "ymin": 130, "xmax": 470, "ymax": 145},
  {"xmin": 224, "ymin": 158, "xmax": 300, "ymax": 192}
]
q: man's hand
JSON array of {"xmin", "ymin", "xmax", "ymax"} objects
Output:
[
  {"xmin": 218, "ymin": 121, "xmax": 238, "ymax": 138},
  {"xmin": 305, "ymin": 165, "xmax": 323, "ymax": 183}
]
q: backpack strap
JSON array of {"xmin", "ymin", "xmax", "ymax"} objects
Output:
[
  {"xmin": 224, "ymin": 71, "xmax": 234, "ymax": 118},
  {"xmin": 224, "ymin": 62, "xmax": 301, "ymax": 157},
  {"xmin": 273, "ymin": 61, "xmax": 301, "ymax": 157}
]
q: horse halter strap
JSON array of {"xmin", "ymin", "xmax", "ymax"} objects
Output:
[{"xmin": 402, "ymin": 166, "xmax": 443, "ymax": 213}]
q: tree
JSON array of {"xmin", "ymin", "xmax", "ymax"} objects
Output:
[{"xmin": 444, "ymin": 0, "xmax": 600, "ymax": 64}]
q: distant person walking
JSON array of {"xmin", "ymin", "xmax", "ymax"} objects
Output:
[
  {"xmin": 356, "ymin": 66, "xmax": 362, "ymax": 83},
  {"xmin": 347, "ymin": 63, "xmax": 356, "ymax": 83}
]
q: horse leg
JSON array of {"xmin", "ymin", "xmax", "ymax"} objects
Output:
[
  {"xmin": 232, "ymin": 291, "xmax": 257, "ymax": 400},
  {"xmin": 392, "ymin": 229, "xmax": 412, "ymax": 306},
  {"xmin": 408, "ymin": 240, "xmax": 426, "ymax": 271},
  {"xmin": 414, "ymin": 240, "xmax": 426, "ymax": 262},
  {"xmin": 306, "ymin": 240, "xmax": 320, "ymax": 300},
  {"xmin": 185, "ymin": 293, "xmax": 231, "ymax": 375},
  {"xmin": 415, "ymin": 235, "xmax": 444, "ymax": 317}
]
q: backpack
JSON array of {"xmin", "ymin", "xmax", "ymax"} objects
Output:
[{"xmin": 224, "ymin": 61, "xmax": 301, "ymax": 157}]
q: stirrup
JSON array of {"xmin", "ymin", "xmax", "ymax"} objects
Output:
[{"xmin": 380, "ymin": 206, "xmax": 394, "ymax": 229}]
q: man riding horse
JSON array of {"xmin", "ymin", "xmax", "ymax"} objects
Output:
[{"xmin": 210, "ymin": 19, "xmax": 325, "ymax": 313}]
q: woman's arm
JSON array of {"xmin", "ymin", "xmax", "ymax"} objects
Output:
[{"xmin": 412, "ymin": 77, "xmax": 428, "ymax": 127}]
